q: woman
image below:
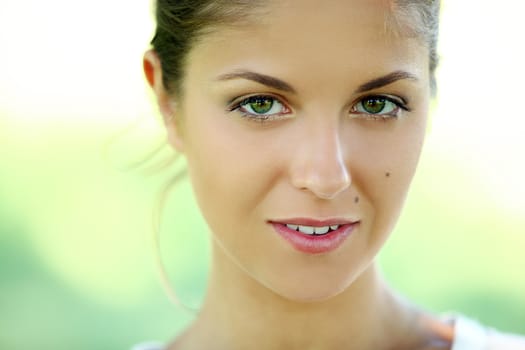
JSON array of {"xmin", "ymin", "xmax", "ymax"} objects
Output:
[{"xmin": 138, "ymin": 0, "xmax": 525, "ymax": 349}]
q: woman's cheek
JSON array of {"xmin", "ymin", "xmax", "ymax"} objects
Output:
[{"xmin": 356, "ymin": 116, "xmax": 427, "ymax": 228}]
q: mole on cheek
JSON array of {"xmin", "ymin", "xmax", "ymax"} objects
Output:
[
  {"xmin": 385, "ymin": 172, "xmax": 391, "ymax": 178},
  {"xmin": 354, "ymin": 196, "xmax": 359, "ymax": 204}
]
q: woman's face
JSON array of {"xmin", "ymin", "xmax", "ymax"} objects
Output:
[{"xmin": 166, "ymin": 0, "xmax": 430, "ymax": 301}]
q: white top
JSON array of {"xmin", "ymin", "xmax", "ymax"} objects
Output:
[
  {"xmin": 452, "ymin": 316, "xmax": 525, "ymax": 349},
  {"xmin": 132, "ymin": 315, "xmax": 525, "ymax": 350}
]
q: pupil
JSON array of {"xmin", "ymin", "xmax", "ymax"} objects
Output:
[
  {"xmin": 250, "ymin": 97, "xmax": 273, "ymax": 114},
  {"xmin": 363, "ymin": 98, "xmax": 386, "ymax": 114}
]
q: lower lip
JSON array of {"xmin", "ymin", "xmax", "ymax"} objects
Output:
[{"xmin": 270, "ymin": 222, "xmax": 359, "ymax": 254}]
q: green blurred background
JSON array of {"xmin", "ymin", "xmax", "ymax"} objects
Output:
[{"xmin": 1, "ymin": 1, "xmax": 524, "ymax": 349}]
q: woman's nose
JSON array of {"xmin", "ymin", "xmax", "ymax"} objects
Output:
[{"xmin": 289, "ymin": 125, "xmax": 351, "ymax": 200}]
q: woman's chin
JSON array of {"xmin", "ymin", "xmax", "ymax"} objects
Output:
[
  {"xmin": 256, "ymin": 263, "xmax": 376, "ymax": 304},
  {"xmin": 263, "ymin": 277, "xmax": 353, "ymax": 304}
]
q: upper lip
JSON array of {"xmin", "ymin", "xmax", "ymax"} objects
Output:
[{"xmin": 269, "ymin": 217, "xmax": 359, "ymax": 226}]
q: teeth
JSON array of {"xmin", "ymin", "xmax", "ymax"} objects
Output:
[
  {"xmin": 297, "ymin": 225, "xmax": 315, "ymax": 234},
  {"xmin": 285, "ymin": 224, "xmax": 340, "ymax": 235},
  {"xmin": 314, "ymin": 226, "xmax": 330, "ymax": 234}
]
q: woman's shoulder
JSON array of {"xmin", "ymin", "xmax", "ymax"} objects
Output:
[{"xmin": 452, "ymin": 315, "xmax": 525, "ymax": 350}]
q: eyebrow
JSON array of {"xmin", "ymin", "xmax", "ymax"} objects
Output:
[
  {"xmin": 355, "ymin": 70, "xmax": 418, "ymax": 93},
  {"xmin": 215, "ymin": 69, "xmax": 417, "ymax": 94},
  {"xmin": 215, "ymin": 70, "xmax": 297, "ymax": 93}
]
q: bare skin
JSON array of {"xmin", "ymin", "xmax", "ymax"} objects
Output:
[
  {"xmin": 167, "ymin": 262, "xmax": 454, "ymax": 350},
  {"xmin": 144, "ymin": 0, "xmax": 454, "ymax": 349}
]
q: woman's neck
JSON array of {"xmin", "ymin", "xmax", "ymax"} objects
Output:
[{"xmin": 173, "ymin": 248, "xmax": 430, "ymax": 350}]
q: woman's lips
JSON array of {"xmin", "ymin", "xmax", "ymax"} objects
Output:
[{"xmin": 269, "ymin": 219, "xmax": 359, "ymax": 254}]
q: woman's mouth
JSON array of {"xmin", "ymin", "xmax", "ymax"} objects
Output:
[
  {"xmin": 284, "ymin": 224, "xmax": 341, "ymax": 235},
  {"xmin": 269, "ymin": 219, "xmax": 359, "ymax": 254}
]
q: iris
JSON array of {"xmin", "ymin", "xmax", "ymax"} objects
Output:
[
  {"xmin": 246, "ymin": 96, "xmax": 274, "ymax": 114},
  {"xmin": 361, "ymin": 97, "xmax": 387, "ymax": 114}
]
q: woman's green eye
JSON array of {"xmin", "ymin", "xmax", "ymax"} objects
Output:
[
  {"xmin": 236, "ymin": 95, "xmax": 289, "ymax": 117},
  {"xmin": 248, "ymin": 97, "xmax": 274, "ymax": 114},
  {"xmin": 362, "ymin": 97, "xmax": 387, "ymax": 114},
  {"xmin": 353, "ymin": 96, "xmax": 404, "ymax": 117}
]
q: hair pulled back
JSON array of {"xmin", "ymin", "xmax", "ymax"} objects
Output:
[{"xmin": 151, "ymin": 0, "xmax": 265, "ymax": 94}]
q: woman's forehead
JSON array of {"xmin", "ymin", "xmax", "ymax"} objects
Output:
[
  {"xmin": 192, "ymin": 0, "xmax": 423, "ymax": 56},
  {"xmin": 186, "ymin": 1, "xmax": 428, "ymax": 88},
  {"xmin": 263, "ymin": 0, "xmax": 398, "ymax": 33}
]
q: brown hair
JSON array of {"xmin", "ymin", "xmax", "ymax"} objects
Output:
[
  {"xmin": 151, "ymin": 0, "xmax": 265, "ymax": 95},
  {"xmin": 151, "ymin": 0, "xmax": 441, "ymax": 95}
]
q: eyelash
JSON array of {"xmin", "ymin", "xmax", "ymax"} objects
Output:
[
  {"xmin": 227, "ymin": 94, "xmax": 291, "ymax": 122},
  {"xmin": 350, "ymin": 95, "xmax": 410, "ymax": 120},
  {"xmin": 227, "ymin": 94, "xmax": 410, "ymax": 123}
]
